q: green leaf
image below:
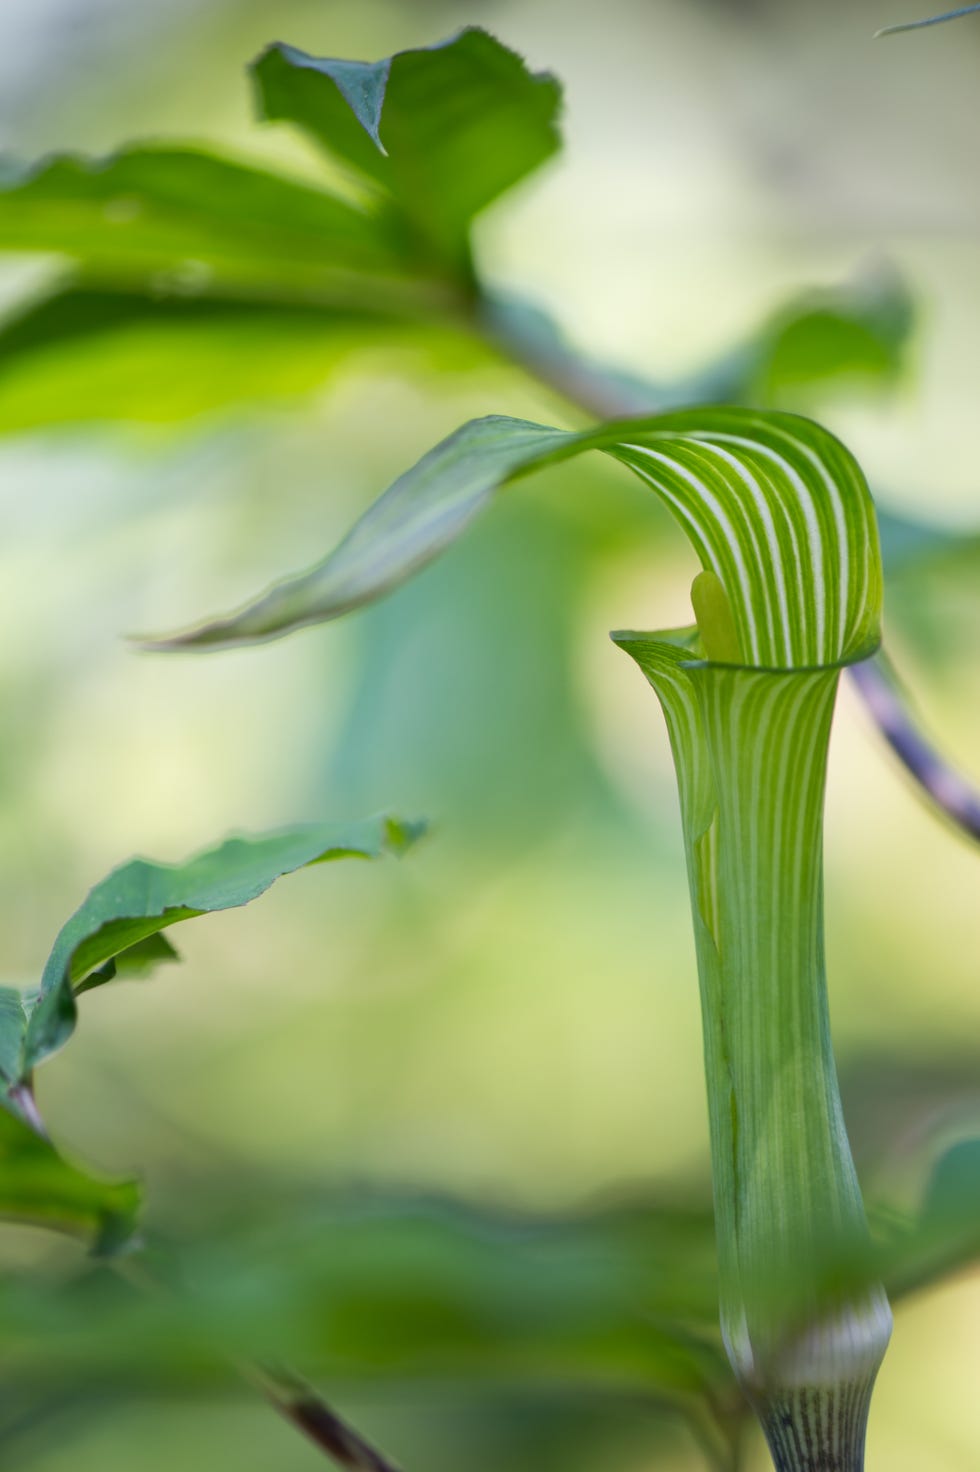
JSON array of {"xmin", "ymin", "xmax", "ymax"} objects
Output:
[
  {"xmin": 253, "ymin": 29, "xmax": 562, "ymax": 279},
  {"xmin": 482, "ymin": 266, "xmax": 913, "ymax": 414},
  {"xmin": 0, "ymin": 1102, "xmax": 139, "ymax": 1252},
  {"xmin": 0, "ymin": 284, "xmax": 436, "ymax": 430},
  {"xmin": 150, "ymin": 408, "xmax": 881, "ymax": 667},
  {"xmin": 877, "ymin": 4, "xmax": 980, "ymax": 35},
  {"xmin": 0, "ymin": 268, "xmax": 912, "ymax": 434},
  {"xmin": 259, "ymin": 47, "xmax": 392, "ymax": 159},
  {"xmin": 0, "ymin": 40, "xmax": 911, "ymax": 437},
  {"xmin": 201, "ymin": 1195, "xmax": 725, "ymax": 1397},
  {"xmin": 75, "ymin": 932, "xmax": 181, "ymax": 997},
  {"xmin": 733, "ymin": 268, "xmax": 913, "ymax": 403},
  {"xmin": 0, "ymin": 146, "xmax": 403, "ymax": 291},
  {"xmin": 861, "ymin": 1134, "xmax": 980, "ymax": 1304},
  {"xmin": 20, "ymin": 815, "xmax": 423, "ymax": 1080}
]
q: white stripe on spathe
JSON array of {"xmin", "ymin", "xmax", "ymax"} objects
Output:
[
  {"xmin": 620, "ymin": 443, "xmax": 765, "ymax": 664},
  {"xmin": 609, "ymin": 417, "xmax": 875, "ymax": 669},
  {"xmin": 686, "ymin": 431, "xmax": 831, "ymax": 663},
  {"xmin": 679, "ymin": 437, "xmax": 795, "ymax": 667}
]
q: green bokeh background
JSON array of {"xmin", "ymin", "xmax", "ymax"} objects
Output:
[{"xmin": 0, "ymin": 0, "xmax": 978, "ymax": 1467}]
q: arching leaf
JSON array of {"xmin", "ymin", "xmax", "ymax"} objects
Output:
[{"xmin": 148, "ymin": 409, "xmax": 881, "ymax": 668}]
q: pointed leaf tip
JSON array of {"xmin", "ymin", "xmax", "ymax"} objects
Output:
[
  {"xmin": 259, "ymin": 44, "xmax": 391, "ymax": 153},
  {"xmin": 251, "ymin": 30, "xmax": 562, "ymax": 277}
]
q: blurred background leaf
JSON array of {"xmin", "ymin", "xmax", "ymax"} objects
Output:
[
  {"xmin": 252, "ymin": 29, "xmax": 562, "ymax": 282},
  {"xmin": 0, "ymin": 1103, "xmax": 138, "ymax": 1248}
]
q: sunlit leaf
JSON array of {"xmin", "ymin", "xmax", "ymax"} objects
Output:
[
  {"xmin": 0, "ymin": 146, "xmax": 404, "ymax": 292},
  {"xmin": 0, "ymin": 265, "xmax": 914, "ymax": 434},
  {"xmin": 253, "ymin": 29, "xmax": 562, "ymax": 280},
  {"xmin": 18, "ymin": 815, "xmax": 423, "ymax": 1081},
  {"xmin": 734, "ymin": 267, "xmax": 913, "ymax": 403},
  {"xmin": 0, "ymin": 284, "xmax": 444, "ymax": 429}
]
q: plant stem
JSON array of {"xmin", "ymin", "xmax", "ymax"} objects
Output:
[
  {"xmin": 849, "ymin": 655, "xmax": 980, "ymax": 841},
  {"xmin": 475, "ymin": 289, "xmax": 980, "ymax": 847},
  {"xmin": 250, "ymin": 1365, "xmax": 403, "ymax": 1472},
  {"xmin": 876, "ymin": 5, "xmax": 980, "ymax": 37},
  {"xmin": 8, "ymin": 1081, "xmax": 47, "ymax": 1138}
]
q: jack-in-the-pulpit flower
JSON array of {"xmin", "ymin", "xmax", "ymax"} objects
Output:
[
  {"xmin": 612, "ymin": 413, "xmax": 891, "ymax": 1472},
  {"xmin": 151, "ymin": 405, "xmax": 893, "ymax": 1468}
]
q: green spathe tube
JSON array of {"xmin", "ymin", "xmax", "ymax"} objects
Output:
[{"xmin": 612, "ymin": 433, "xmax": 891, "ymax": 1469}]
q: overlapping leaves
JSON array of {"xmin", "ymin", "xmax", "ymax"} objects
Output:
[{"xmin": 0, "ymin": 29, "xmax": 916, "ymax": 430}]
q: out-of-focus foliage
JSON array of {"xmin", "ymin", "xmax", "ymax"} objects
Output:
[
  {"xmin": 0, "ymin": 28, "xmax": 920, "ymax": 433},
  {"xmin": 0, "ymin": 1143, "xmax": 978, "ymax": 1455},
  {"xmin": 0, "ymin": 147, "xmax": 403, "ymax": 286},
  {"xmin": 0, "ymin": 1194, "xmax": 724, "ymax": 1390},
  {"xmin": 0, "ymin": 1105, "xmax": 138, "ymax": 1250}
]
